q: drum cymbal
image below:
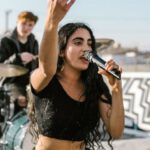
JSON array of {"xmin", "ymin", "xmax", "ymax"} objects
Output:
[{"xmin": 0, "ymin": 64, "xmax": 28, "ymax": 77}]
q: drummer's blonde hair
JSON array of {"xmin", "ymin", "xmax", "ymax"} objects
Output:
[{"xmin": 17, "ymin": 11, "xmax": 38, "ymax": 24}]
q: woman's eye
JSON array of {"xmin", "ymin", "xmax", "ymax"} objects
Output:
[
  {"xmin": 74, "ymin": 41, "xmax": 82, "ymax": 45},
  {"xmin": 88, "ymin": 43, "xmax": 92, "ymax": 47}
]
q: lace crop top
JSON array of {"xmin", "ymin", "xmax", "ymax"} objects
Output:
[{"xmin": 31, "ymin": 75, "xmax": 112, "ymax": 141}]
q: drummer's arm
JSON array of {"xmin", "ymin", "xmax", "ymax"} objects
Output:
[
  {"xmin": 0, "ymin": 38, "xmax": 22, "ymax": 64},
  {"xmin": 4, "ymin": 54, "xmax": 22, "ymax": 65},
  {"xmin": 0, "ymin": 38, "xmax": 8, "ymax": 62}
]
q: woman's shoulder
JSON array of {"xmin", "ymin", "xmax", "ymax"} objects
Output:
[{"xmin": 30, "ymin": 75, "xmax": 59, "ymax": 98}]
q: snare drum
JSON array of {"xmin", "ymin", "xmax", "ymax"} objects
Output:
[{"xmin": 2, "ymin": 110, "xmax": 35, "ymax": 150}]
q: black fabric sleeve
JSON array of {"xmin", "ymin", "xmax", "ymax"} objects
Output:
[
  {"xmin": 4, "ymin": 53, "xmax": 22, "ymax": 65},
  {"xmin": 0, "ymin": 38, "xmax": 22, "ymax": 64},
  {"xmin": 30, "ymin": 75, "xmax": 56, "ymax": 98},
  {"xmin": 0, "ymin": 38, "xmax": 10, "ymax": 62}
]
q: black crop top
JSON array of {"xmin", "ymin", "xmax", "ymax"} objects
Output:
[{"xmin": 31, "ymin": 76, "xmax": 111, "ymax": 141}]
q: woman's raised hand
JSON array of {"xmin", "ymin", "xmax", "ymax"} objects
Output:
[{"xmin": 47, "ymin": 0, "xmax": 76, "ymax": 26}]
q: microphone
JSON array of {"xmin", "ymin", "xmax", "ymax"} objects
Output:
[{"xmin": 83, "ymin": 51, "xmax": 121, "ymax": 80}]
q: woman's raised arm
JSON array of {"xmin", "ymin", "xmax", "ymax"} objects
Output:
[{"xmin": 30, "ymin": 0, "xmax": 75, "ymax": 92}]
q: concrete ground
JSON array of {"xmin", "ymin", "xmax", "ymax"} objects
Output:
[{"xmin": 102, "ymin": 138, "xmax": 150, "ymax": 150}]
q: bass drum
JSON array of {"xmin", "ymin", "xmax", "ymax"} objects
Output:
[{"xmin": 2, "ymin": 109, "xmax": 35, "ymax": 150}]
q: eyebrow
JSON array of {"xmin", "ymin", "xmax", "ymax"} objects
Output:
[{"xmin": 72, "ymin": 37, "xmax": 92, "ymax": 42}]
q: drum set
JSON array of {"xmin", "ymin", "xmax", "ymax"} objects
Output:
[{"xmin": 0, "ymin": 64, "xmax": 35, "ymax": 150}]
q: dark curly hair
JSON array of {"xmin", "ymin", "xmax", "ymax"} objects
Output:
[
  {"xmin": 28, "ymin": 22, "xmax": 113, "ymax": 150},
  {"xmin": 57, "ymin": 23, "xmax": 112, "ymax": 149}
]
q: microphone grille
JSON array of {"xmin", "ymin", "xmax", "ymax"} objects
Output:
[{"xmin": 83, "ymin": 51, "xmax": 93, "ymax": 61}]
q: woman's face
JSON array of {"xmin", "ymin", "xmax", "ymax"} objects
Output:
[{"xmin": 63, "ymin": 28, "xmax": 93, "ymax": 71}]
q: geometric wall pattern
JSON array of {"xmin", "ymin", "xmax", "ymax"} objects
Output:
[{"xmin": 122, "ymin": 72, "xmax": 150, "ymax": 132}]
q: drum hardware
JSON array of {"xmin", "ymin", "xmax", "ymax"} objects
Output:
[
  {"xmin": 6, "ymin": 121, "xmax": 13, "ymax": 126},
  {"xmin": 0, "ymin": 101, "xmax": 10, "ymax": 115},
  {"xmin": 1, "ymin": 108, "xmax": 5, "ymax": 117},
  {"xmin": 9, "ymin": 102, "xmax": 15, "ymax": 119},
  {"xmin": 0, "ymin": 101, "xmax": 14, "ymax": 123},
  {"xmin": 0, "ymin": 87, "xmax": 11, "ymax": 129},
  {"xmin": 14, "ymin": 145, "xmax": 22, "ymax": 150},
  {"xmin": 20, "ymin": 124, "xmax": 25, "ymax": 129},
  {"xmin": 0, "ymin": 63, "xmax": 29, "ymax": 77},
  {"xmin": 1, "ymin": 110, "xmax": 35, "ymax": 150},
  {"xmin": 0, "ymin": 87, "xmax": 10, "ymax": 106},
  {"xmin": 0, "ymin": 139, "xmax": 8, "ymax": 145}
]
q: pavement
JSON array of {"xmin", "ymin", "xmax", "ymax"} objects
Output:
[{"xmin": 102, "ymin": 138, "xmax": 150, "ymax": 150}]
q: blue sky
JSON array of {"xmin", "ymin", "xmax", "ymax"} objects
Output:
[{"xmin": 0, "ymin": 0, "xmax": 150, "ymax": 51}]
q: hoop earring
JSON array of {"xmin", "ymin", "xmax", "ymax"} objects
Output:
[
  {"xmin": 60, "ymin": 57, "xmax": 65, "ymax": 71},
  {"xmin": 61, "ymin": 65, "xmax": 64, "ymax": 72}
]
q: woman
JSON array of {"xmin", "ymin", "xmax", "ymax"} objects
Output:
[{"xmin": 29, "ymin": 0, "xmax": 124, "ymax": 150}]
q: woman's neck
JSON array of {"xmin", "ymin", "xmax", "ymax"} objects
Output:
[{"xmin": 59, "ymin": 66, "xmax": 81, "ymax": 84}]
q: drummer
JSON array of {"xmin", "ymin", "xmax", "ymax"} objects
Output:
[{"xmin": 0, "ymin": 11, "xmax": 39, "ymax": 116}]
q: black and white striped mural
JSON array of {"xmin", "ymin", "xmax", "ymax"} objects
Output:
[{"xmin": 122, "ymin": 72, "xmax": 150, "ymax": 136}]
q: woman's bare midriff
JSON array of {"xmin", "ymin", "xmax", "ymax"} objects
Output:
[{"xmin": 35, "ymin": 135, "xmax": 85, "ymax": 150}]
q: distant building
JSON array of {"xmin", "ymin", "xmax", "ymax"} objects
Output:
[{"xmin": 96, "ymin": 39, "xmax": 150, "ymax": 72}]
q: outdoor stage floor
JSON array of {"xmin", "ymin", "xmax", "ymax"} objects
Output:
[{"xmin": 102, "ymin": 138, "xmax": 150, "ymax": 150}]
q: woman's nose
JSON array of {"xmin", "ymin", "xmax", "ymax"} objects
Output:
[{"xmin": 83, "ymin": 49, "xmax": 92, "ymax": 53}]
